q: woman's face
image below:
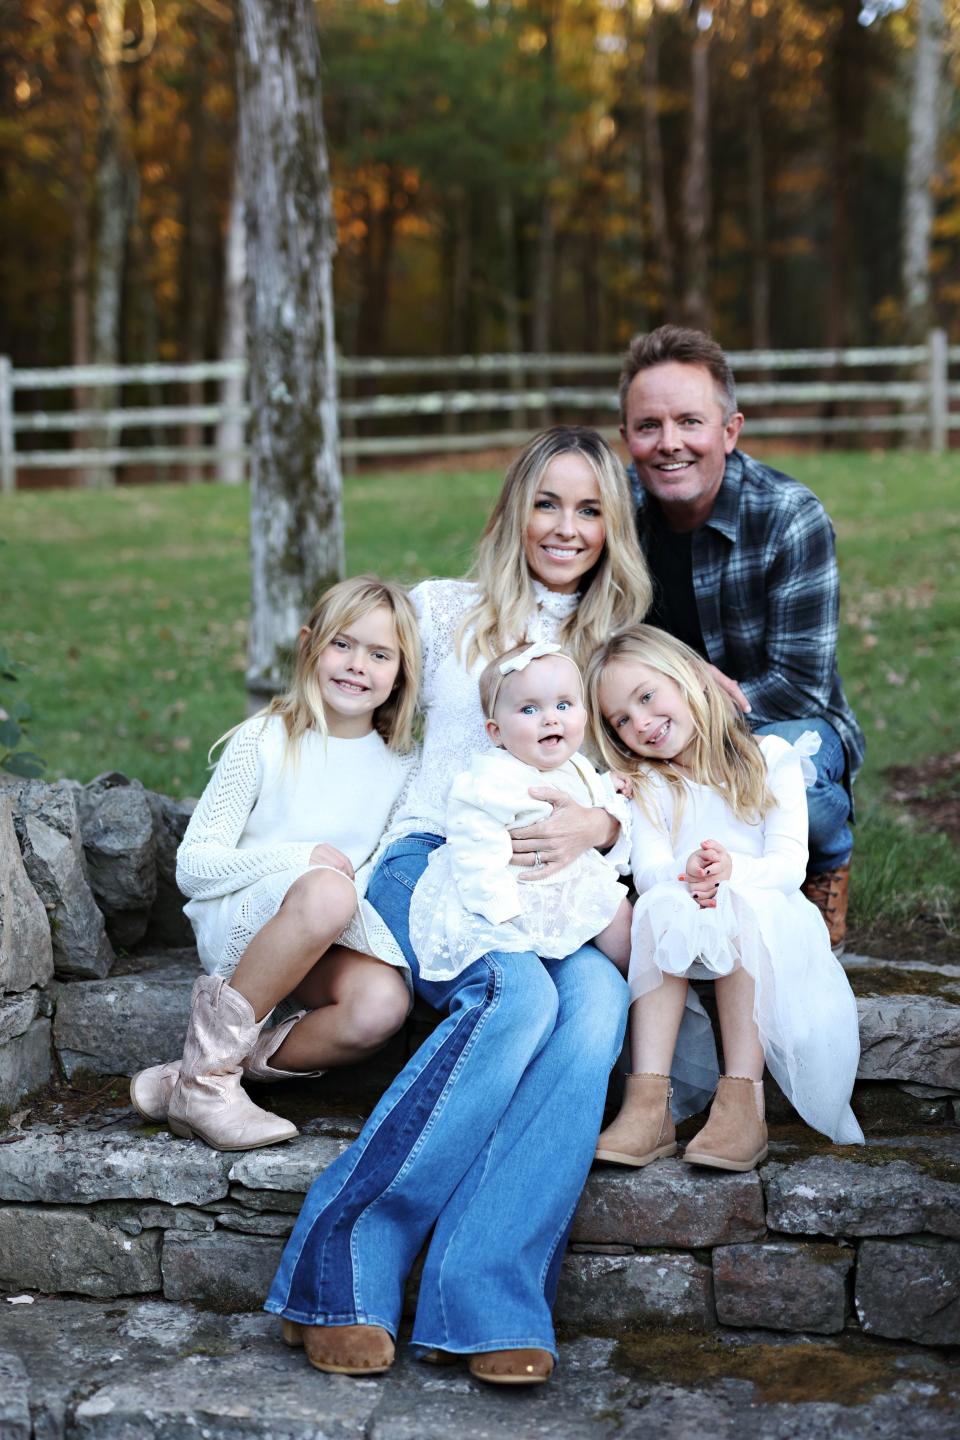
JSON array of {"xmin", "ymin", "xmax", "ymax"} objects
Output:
[{"xmin": 522, "ymin": 452, "xmax": 607, "ymax": 594}]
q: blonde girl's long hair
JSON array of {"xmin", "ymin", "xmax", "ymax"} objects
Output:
[
  {"xmin": 457, "ymin": 426, "xmax": 653, "ymax": 671},
  {"xmin": 585, "ymin": 625, "xmax": 774, "ymax": 834},
  {"xmin": 213, "ymin": 575, "xmax": 421, "ymax": 761}
]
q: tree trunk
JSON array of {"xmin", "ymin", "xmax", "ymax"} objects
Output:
[
  {"xmin": 217, "ymin": 160, "xmax": 248, "ymax": 485},
  {"xmin": 497, "ymin": 193, "xmax": 526, "ymax": 429},
  {"xmin": 902, "ymin": 0, "xmax": 945, "ymax": 342},
  {"xmin": 531, "ymin": 0, "xmax": 557, "ymax": 423},
  {"xmin": 90, "ymin": 0, "xmax": 135, "ymax": 486},
  {"xmin": 681, "ymin": 3, "xmax": 712, "ymax": 332},
  {"xmin": 532, "ymin": 195, "xmax": 555, "ymax": 425},
  {"xmin": 826, "ymin": 0, "xmax": 863, "ymax": 349},
  {"xmin": 357, "ymin": 174, "xmax": 400, "ymax": 356},
  {"xmin": 643, "ymin": 9, "xmax": 674, "ymax": 316},
  {"xmin": 745, "ymin": 1, "xmax": 770, "ymax": 349},
  {"xmin": 180, "ymin": 16, "xmax": 213, "ymax": 483},
  {"xmin": 65, "ymin": 5, "xmax": 91, "ymax": 435},
  {"xmin": 237, "ymin": 0, "xmax": 343, "ymax": 705}
]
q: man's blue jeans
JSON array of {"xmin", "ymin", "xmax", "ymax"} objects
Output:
[
  {"xmin": 751, "ymin": 717, "xmax": 853, "ymax": 872},
  {"xmin": 264, "ymin": 833, "xmax": 628, "ymax": 1358}
]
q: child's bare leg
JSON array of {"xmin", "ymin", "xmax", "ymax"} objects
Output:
[
  {"xmin": 228, "ymin": 869, "xmax": 357, "ymax": 1023},
  {"xmin": 270, "ymin": 947, "xmax": 410, "ymax": 1070},
  {"xmin": 714, "ymin": 966, "xmax": 764, "ymax": 1080},
  {"xmin": 629, "ymin": 974, "xmax": 688, "ymax": 1074},
  {"xmin": 593, "ymin": 899, "xmax": 633, "ymax": 974},
  {"xmin": 595, "ymin": 973, "xmax": 688, "ymax": 1168}
]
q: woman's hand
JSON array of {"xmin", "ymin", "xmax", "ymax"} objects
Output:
[
  {"xmin": 511, "ymin": 791, "xmax": 619, "ymax": 881},
  {"xmin": 679, "ymin": 838, "xmax": 731, "ymax": 908},
  {"xmin": 308, "ymin": 843, "xmax": 355, "ymax": 879}
]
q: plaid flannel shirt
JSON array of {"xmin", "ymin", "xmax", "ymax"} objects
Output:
[{"xmin": 629, "ymin": 449, "xmax": 865, "ymax": 792}]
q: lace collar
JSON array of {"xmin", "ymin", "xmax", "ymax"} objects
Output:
[{"xmin": 531, "ymin": 579, "xmax": 580, "ymax": 622}]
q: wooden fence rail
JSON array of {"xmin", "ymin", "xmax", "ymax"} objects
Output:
[{"xmin": 0, "ymin": 331, "xmax": 955, "ymax": 493}]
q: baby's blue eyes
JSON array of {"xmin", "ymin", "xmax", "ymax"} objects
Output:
[{"xmin": 519, "ymin": 700, "xmax": 573, "ymax": 715}]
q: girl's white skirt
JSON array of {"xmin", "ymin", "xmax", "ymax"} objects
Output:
[
  {"xmin": 184, "ymin": 860, "xmax": 413, "ymax": 1000},
  {"xmin": 630, "ymin": 879, "xmax": 863, "ymax": 1145}
]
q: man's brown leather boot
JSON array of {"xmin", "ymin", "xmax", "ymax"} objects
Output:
[{"xmin": 801, "ymin": 863, "xmax": 850, "ymax": 956}]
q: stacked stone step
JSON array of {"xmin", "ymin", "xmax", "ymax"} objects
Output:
[
  {"xmin": 2, "ymin": 1299, "xmax": 957, "ymax": 1440},
  {"xmin": 0, "ymin": 1102, "xmax": 956, "ymax": 1344},
  {"xmin": 1, "ymin": 775, "xmax": 959, "ymax": 1352},
  {"xmin": 0, "ymin": 964, "xmax": 957, "ymax": 1347}
]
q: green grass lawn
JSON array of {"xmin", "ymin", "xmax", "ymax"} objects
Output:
[{"xmin": 2, "ymin": 452, "xmax": 958, "ymax": 946}]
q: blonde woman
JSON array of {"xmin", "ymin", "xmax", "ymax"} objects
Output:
[
  {"xmin": 266, "ymin": 427, "xmax": 652, "ymax": 1385},
  {"xmin": 587, "ymin": 625, "xmax": 863, "ymax": 1175}
]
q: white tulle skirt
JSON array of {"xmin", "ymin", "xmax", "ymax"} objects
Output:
[
  {"xmin": 410, "ymin": 846, "xmax": 628, "ymax": 982},
  {"xmin": 630, "ymin": 879, "xmax": 863, "ymax": 1145}
]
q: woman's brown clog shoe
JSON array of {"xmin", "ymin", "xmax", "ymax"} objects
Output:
[
  {"xmin": 468, "ymin": 1347, "xmax": 554, "ymax": 1386},
  {"xmin": 281, "ymin": 1319, "xmax": 395, "ymax": 1376}
]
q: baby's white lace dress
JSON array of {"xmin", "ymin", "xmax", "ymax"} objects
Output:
[{"xmin": 409, "ymin": 749, "xmax": 629, "ymax": 981}]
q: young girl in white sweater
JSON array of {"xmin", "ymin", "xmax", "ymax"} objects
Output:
[{"xmin": 130, "ymin": 575, "xmax": 421, "ymax": 1152}]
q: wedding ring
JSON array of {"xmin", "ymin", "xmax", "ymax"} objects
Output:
[{"xmin": 534, "ymin": 851, "xmax": 544, "ymax": 868}]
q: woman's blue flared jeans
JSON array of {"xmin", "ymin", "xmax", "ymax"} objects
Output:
[{"xmin": 264, "ymin": 833, "xmax": 628, "ymax": 1358}]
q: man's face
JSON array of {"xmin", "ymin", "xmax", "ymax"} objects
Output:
[{"xmin": 620, "ymin": 361, "xmax": 743, "ymax": 522}]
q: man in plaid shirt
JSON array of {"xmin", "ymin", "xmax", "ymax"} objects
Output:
[{"xmin": 619, "ymin": 325, "xmax": 864, "ymax": 952}]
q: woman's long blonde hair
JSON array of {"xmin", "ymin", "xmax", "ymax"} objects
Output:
[
  {"xmin": 457, "ymin": 426, "xmax": 653, "ymax": 671},
  {"xmin": 214, "ymin": 575, "xmax": 420, "ymax": 761},
  {"xmin": 585, "ymin": 625, "xmax": 774, "ymax": 834}
]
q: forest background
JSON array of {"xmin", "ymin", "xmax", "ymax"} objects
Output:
[
  {"xmin": 2, "ymin": 0, "xmax": 959, "ymax": 954},
  {"xmin": 3, "ymin": 0, "xmax": 960, "ymax": 371}
]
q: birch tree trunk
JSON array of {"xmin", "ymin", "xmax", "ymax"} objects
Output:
[
  {"xmin": 237, "ymin": 0, "xmax": 343, "ymax": 705},
  {"xmin": 90, "ymin": 0, "xmax": 132, "ymax": 487},
  {"xmin": 902, "ymin": 0, "xmax": 945, "ymax": 341},
  {"xmin": 217, "ymin": 161, "xmax": 248, "ymax": 486},
  {"xmin": 65, "ymin": 7, "xmax": 91, "ymax": 408},
  {"xmin": 681, "ymin": 3, "xmax": 711, "ymax": 332}
]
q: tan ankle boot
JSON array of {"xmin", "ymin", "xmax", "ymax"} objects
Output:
[
  {"xmin": 129, "ymin": 1010, "xmax": 323, "ymax": 1122},
  {"xmin": 594, "ymin": 1073, "xmax": 677, "ymax": 1168},
  {"xmin": 166, "ymin": 976, "xmax": 298, "ymax": 1151},
  {"xmin": 682, "ymin": 1075, "xmax": 767, "ymax": 1172}
]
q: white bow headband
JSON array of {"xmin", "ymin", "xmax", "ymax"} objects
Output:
[{"xmin": 486, "ymin": 641, "xmax": 583, "ymax": 719}]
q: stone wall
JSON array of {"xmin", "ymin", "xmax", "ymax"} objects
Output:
[
  {"xmin": 0, "ymin": 769, "xmax": 958, "ymax": 1351},
  {"xmin": 0, "ymin": 772, "xmax": 194, "ymax": 1109}
]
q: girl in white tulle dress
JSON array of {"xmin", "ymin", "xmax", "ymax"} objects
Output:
[
  {"xmin": 586, "ymin": 625, "xmax": 863, "ymax": 1174},
  {"xmin": 409, "ymin": 641, "xmax": 633, "ymax": 981}
]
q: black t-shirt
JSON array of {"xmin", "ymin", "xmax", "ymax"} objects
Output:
[{"xmin": 645, "ymin": 505, "xmax": 708, "ymax": 659}]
